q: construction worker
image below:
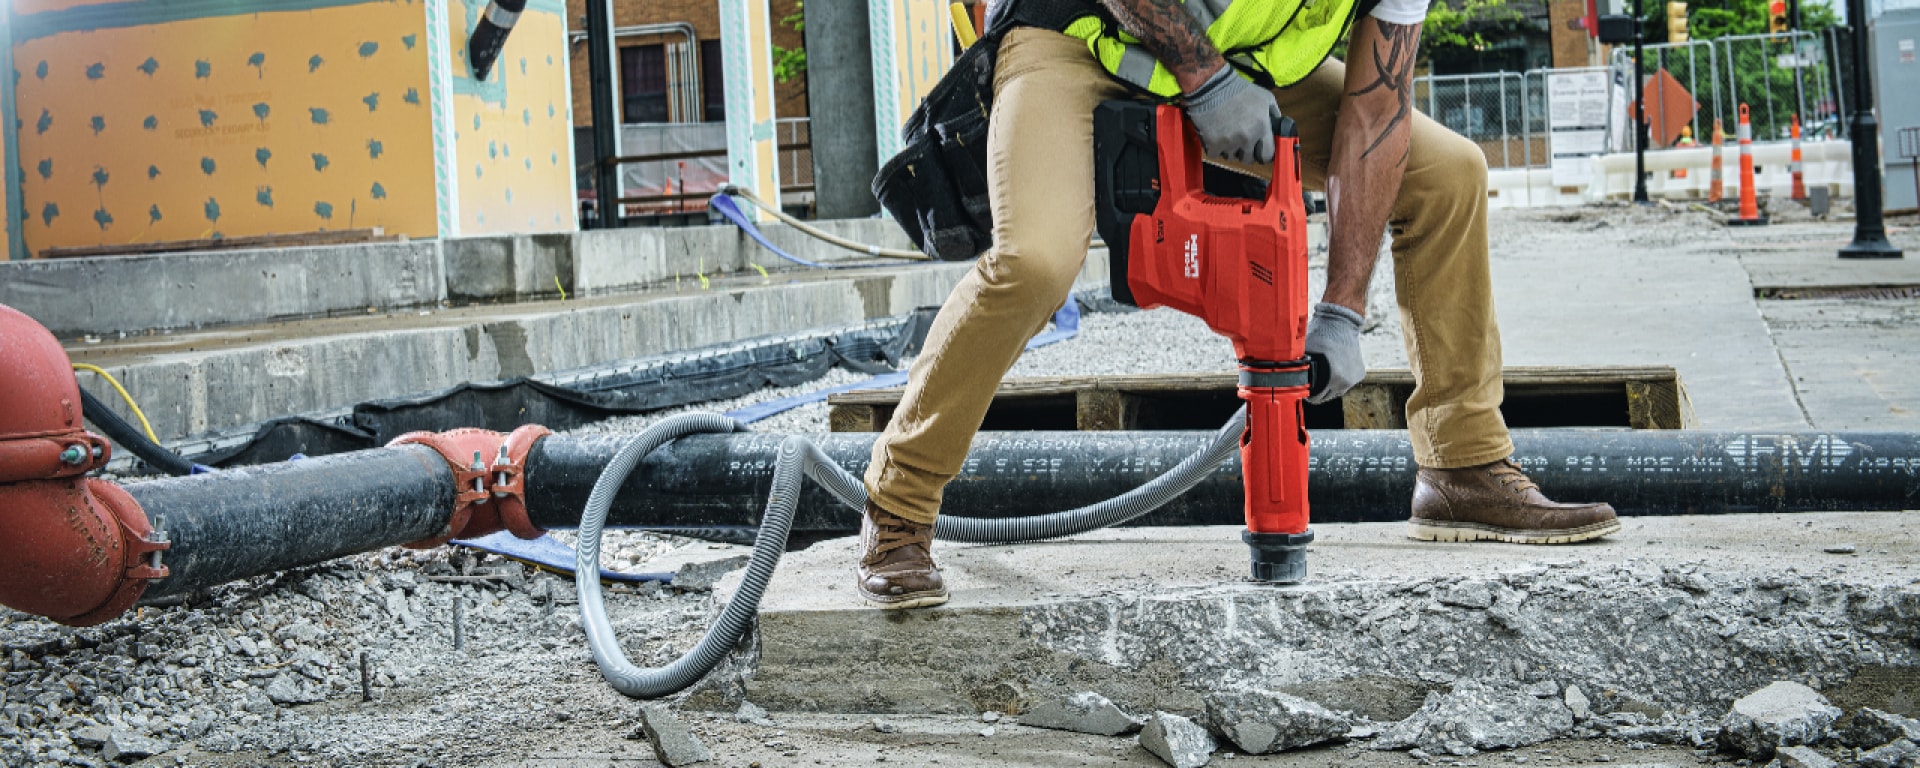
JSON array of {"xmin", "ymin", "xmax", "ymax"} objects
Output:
[
  {"xmin": 856, "ymin": 0, "xmax": 1621, "ymax": 608},
  {"xmin": 1674, "ymin": 125, "xmax": 1695, "ymax": 180}
]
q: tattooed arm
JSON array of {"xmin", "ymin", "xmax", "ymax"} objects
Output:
[
  {"xmin": 1097, "ymin": 0, "xmax": 1227, "ymax": 92},
  {"xmin": 1323, "ymin": 15, "xmax": 1421, "ymax": 315}
]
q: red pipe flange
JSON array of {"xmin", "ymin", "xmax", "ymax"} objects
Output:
[
  {"xmin": 0, "ymin": 304, "xmax": 170, "ymax": 626},
  {"xmin": 388, "ymin": 424, "xmax": 550, "ymax": 547}
]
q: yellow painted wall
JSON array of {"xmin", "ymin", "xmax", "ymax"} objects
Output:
[
  {"xmin": 11, "ymin": 0, "xmax": 439, "ymax": 255},
  {"xmin": 447, "ymin": 0, "xmax": 575, "ymax": 234}
]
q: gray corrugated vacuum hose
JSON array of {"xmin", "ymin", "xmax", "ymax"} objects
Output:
[{"xmin": 575, "ymin": 408, "xmax": 1248, "ymax": 699}]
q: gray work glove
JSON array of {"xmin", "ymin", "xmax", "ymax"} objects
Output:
[
  {"xmin": 1304, "ymin": 303, "xmax": 1365, "ymax": 405},
  {"xmin": 1182, "ymin": 65, "xmax": 1282, "ymax": 165}
]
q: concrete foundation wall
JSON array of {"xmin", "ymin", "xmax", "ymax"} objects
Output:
[
  {"xmin": 0, "ymin": 241, "xmax": 449, "ymax": 338},
  {"xmin": 0, "ymin": 217, "xmax": 927, "ymax": 337}
]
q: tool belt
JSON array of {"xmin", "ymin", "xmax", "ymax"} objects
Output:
[{"xmin": 871, "ymin": 0, "xmax": 1099, "ymax": 261}]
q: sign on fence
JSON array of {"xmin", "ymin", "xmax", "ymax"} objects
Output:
[{"xmin": 1548, "ymin": 70, "xmax": 1611, "ymax": 185}]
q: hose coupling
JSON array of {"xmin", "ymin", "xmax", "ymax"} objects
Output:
[{"xmin": 388, "ymin": 425, "xmax": 552, "ymax": 547}]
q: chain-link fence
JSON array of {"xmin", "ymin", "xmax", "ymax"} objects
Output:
[
  {"xmin": 1418, "ymin": 29, "xmax": 1851, "ymax": 171},
  {"xmin": 1417, "ymin": 71, "xmax": 1542, "ymax": 169}
]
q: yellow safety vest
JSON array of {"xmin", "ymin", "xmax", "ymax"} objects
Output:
[{"xmin": 1062, "ymin": 0, "xmax": 1363, "ymax": 97}]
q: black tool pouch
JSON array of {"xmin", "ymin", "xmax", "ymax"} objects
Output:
[
  {"xmin": 871, "ymin": 0, "xmax": 1099, "ymax": 261},
  {"xmin": 872, "ymin": 39, "xmax": 999, "ymax": 261}
]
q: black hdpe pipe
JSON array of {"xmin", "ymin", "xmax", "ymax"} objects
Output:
[
  {"xmin": 125, "ymin": 427, "xmax": 1919, "ymax": 607},
  {"xmin": 130, "ymin": 445, "xmax": 455, "ymax": 603},
  {"xmin": 526, "ymin": 428, "xmax": 1920, "ymax": 533},
  {"xmin": 79, "ymin": 387, "xmax": 196, "ymax": 477}
]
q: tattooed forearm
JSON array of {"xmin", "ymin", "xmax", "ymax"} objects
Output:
[
  {"xmin": 1098, "ymin": 0, "xmax": 1226, "ymax": 92},
  {"xmin": 1347, "ymin": 20, "xmax": 1420, "ymax": 163}
]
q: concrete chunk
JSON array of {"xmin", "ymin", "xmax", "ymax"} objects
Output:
[
  {"xmin": 1203, "ymin": 688, "xmax": 1350, "ymax": 754},
  {"xmin": 1858, "ymin": 740, "xmax": 1920, "ymax": 768},
  {"xmin": 734, "ymin": 701, "xmax": 776, "ymax": 727},
  {"xmin": 71, "ymin": 725, "xmax": 111, "ymax": 748},
  {"xmin": 638, "ymin": 703, "xmax": 711, "ymax": 766},
  {"xmin": 1019, "ymin": 692, "xmax": 1141, "ymax": 737},
  {"xmin": 1564, "ymin": 685, "xmax": 1591, "ymax": 721},
  {"xmin": 1844, "ymin": 708, "xmax": 1920, "ymax": 749},
  {"xmin": 1775, "ymin": 745, "xmax": 1837, "ymax": 768},
  {"xmin": 1717, "ymin": 681, "xmax": 1840, "ymax": 759},
  {"xmin": 1138, "ymin": 711, "xmax": 1215, "ymax": 768},
  {"xmin": 1374, "ymin": 678, "xmax": 1574, "ymax": 755},
  {"xmin": 101, "ymin": 730, "xmax": 169, "ymax": 762},
  {"xmin": 262, "ymin": 673, "xmax": 325, "ymax": 705}
]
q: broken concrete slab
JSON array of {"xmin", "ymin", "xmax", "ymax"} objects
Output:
[
  {"xmin": 1718, "ymin": 681, "xmax": 1841, "ymax": 759},
  {"xmin": 1859, "ymin": 739, "xmax": 1920, "ymax": 768},
  {"xmin": 1775, "ymin": 745, "xmax": 1838, "ymax": 768},
  {"xmin": 733, "ymin": 701, "xmax": 776, "ymax": 727},
  {"xmin": 1373, "ymin": 678, "xmax": 1574, "ymax": 755},
  {"xmin": 1138, "ymin": 711, "xmax": 1215, "ymax": 768},
  {"xmin": 637, "ymin": 704, "xmax": 711, "ymax": 766},
  {"xmin": 100, "ymin": 730, "xmax": 168, "ymax": 762},
  {"xmin": 1845, "ymin": 709, "xmax": 1920, "ymax": 749},
  {"xmin": 1017, "ymin": 691, "xmax": 1141, "ymax": 736},
  {"xmin": 715, "ymin": 516, "xmax": 1920, "ymax": 717},
  {"xmin": 1203, "ymin": 687, "xmax": 1349, "ymax": 754}
]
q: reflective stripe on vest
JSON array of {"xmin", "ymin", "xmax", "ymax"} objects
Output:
[{"xmin": 1063, "ymin": 0, "xmax": 1363, "ymax": 98}]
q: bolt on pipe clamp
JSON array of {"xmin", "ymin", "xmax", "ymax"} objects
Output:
[{"xmin": 388, "ymin": 425, "xmax": 551, "ymax": 548}]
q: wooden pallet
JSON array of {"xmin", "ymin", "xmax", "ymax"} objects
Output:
[{"xmin": 828, "ymin": 365, "xmax": 1695, "ymax": 432}]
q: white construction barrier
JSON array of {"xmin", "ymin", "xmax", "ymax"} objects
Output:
[{"xmin": 1484, "ymin": 140, "xmax": 1852, "ymax": 209}]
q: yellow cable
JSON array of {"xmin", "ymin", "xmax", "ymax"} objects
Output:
[
  {"xmin": 72, "ymin": 363, "xmax": 160, "ymax": 443},
  {"xmin": 949, "ymin": 2, "xmax": 979, "ymax": 49}
]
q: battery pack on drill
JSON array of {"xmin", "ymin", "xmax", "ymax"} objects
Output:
[{"xmin": 1091, "ymin": 100, "xmax": 1319, "ymax": 583}]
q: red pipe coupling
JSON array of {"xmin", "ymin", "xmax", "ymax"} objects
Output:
[
  {"xmin": 0, "ymin": 304, "xmax": 170, "ymax": 626},
  {"xmin": 388, "ymin": 425, "xmax": 550, "ymax": 547}
]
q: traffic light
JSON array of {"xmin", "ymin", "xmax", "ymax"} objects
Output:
[
  {"xmin": 1770, "ymin": 0, "xmax": 1790, "ymax": 35},
  {"xmin": 1667, "ymin": 1, "xmax": 1689, "ymax": 42}
]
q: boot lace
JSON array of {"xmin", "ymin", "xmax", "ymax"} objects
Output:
[
  {"xmin": 868, "ymin": 509, "xmax": 933, "ymax": 559},
  {"xmin": 1488, "ymin": 459, "xmax": 1540, "ymax": 493}
]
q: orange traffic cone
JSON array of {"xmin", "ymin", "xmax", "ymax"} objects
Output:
[
  {"xmin": 1730, "ymin": 104, "xmax": 1768, "ymax": 226},
  {"xmin": 1709, "ymin": 118, "xmax": 1725, "ymax": 203},
  {"xmin": 1789, "ymin": 114, "xmax": 1807, "ymax": 201}
]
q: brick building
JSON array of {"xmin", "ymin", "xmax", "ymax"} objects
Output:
[{"xmin": 563, "ymin": 0, "xmax": 809, "ymax": 126}]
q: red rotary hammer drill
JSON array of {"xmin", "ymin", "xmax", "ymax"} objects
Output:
[{"xmin": 1093, "ymin": 100, "xmax": 1323, "ymax": 583}]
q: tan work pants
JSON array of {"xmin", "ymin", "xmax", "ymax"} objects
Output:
[{"xmin": 866, "ymin": 29, "xmax": 1513, "ymax": 525}]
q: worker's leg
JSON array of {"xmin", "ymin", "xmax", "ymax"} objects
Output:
[
  {"xmin": 1270, "ymin": 61, "xmax": 1512, "ymax": 467},
  {"xmin": 865, "ymin": 30, "xmax": 1132, "ymax": 524},
  {"xmin": 1272, "ymin": 63, "xmax": 1615, "ymax": 543}
]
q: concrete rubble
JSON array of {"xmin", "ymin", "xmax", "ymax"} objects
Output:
[
  {"xmin": 1858, "ymin": 739, "xmax": 1920, "ymax": 768},
  {"xmin": 1774, "ymin": 744, "xmax": 1838, "ymax": 768},
  {"xmin": 636, "ymin": 703, "xmax": 712, "ymax": 767},
  {"xmin": 1373, "ymin": 678, "xmax": 1576, "ymax": 755},
  {"xmin": 1138, "ymin": 710, "xmax": 1216, "ymax": 768},
  {"xmin": 1018, "ymin": 691, "xmax": 1142, "ymax": 736},
  {"xmin": 1718, "ymin": 681, "xmax": 1841, "ymax": 759},
  {"xmin": 1203, "ymin": 686, "xmax": 1350, "ymax": 754},
  {"xmin": 1845, "ymin": 708, "xmax": 1920, "ymax": 748}
]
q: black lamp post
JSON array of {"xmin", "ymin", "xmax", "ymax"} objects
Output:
[
  {"xmin": 1839, "ymin": 0, "xmax": 1903, "ymax": 258},
  {"xmin": 1632, "ymin": 0, "xmax": 1651, "ymax": 204}
]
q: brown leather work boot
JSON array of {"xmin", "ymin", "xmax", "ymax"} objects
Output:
[
  {"xmin": 1410, "ymin": 458, "xmax": 1621, "ymax": 544},
  {"xmin": 855, "ymin": 501, "xmax": 949, "ymax": 609}
]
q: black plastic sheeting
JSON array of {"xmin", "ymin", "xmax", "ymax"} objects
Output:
[{"xmin": 172, "ymin": 311, "xmax": 935, "ymax": 470}]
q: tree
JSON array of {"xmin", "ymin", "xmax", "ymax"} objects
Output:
[
  {"xmin": 772, "ymin": 1, "xmax": 806, "ymax": 84},
  {"xmin": 1420, "ymin": 0, "xmax": 1530, "ymax": 68}
]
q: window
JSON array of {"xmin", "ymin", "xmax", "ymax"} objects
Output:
[
  {"xmin": 620, "ymin": 44, "xmax": 668, "ymax": 124},
  {"xmin": 701, "ymin": 40, "xmax": 725, "ymax": 123}
]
